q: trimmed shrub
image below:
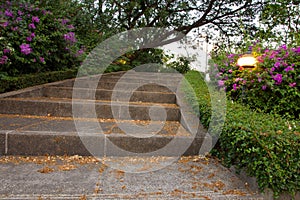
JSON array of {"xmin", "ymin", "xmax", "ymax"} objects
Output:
[
  {"xmin": 0, "ymin": 69, "xmax": 77, "ymax": 93},
  {"xmin": 184, "ymin": 70, "xmax": 300, "ymax": 199}
]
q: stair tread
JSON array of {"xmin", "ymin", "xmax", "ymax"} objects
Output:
[
  {"xmin": 0, "ymin": 114, "xmax": 190, "ymax": 137},
  {"xmin": 52, "ymin": 86, "xmax": 175, "ymax": 94},
  {"xmin": 1, "ymin": 97, "xmax": 179, "ymax": 108}
]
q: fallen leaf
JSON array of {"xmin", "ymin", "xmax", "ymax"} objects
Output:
[
  {"xmin": 207, "ymin": 173, "xmax": 215, "ymax": 179},
  {"xmin": 223, "ymin": 189, "xmax": 246, "ymax": 196},
  {"xmin": 57, "ymin": 164, "xmax": 77, "ymax": 171},
  {"xmin": 38, "ymin": 166, "xmax": 54, "ymax": 173}
]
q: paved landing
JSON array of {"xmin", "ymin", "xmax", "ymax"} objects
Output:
[{"xmin": 0, "ymin": 155, "xmax": 264, "ymax": 200}]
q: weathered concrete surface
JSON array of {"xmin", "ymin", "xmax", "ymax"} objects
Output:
[
  {"xmin": 0, "ymin": 114, "xmax": 204, "ymax": 156},
  {"xmin": 0, "ymin": 155, "xmax": 264, "ymax": 200},
  {"xmin": 0, "ymin": 71, "xmax": 207, "ymax": 156},
  {"xmin": 0, "ymin": 98, "xmax": 181, "ymax": 121}
]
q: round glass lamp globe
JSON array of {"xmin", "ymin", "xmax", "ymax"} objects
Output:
[{"xmin": 237, "ymin": 54, "xmax": 257, "ymax": 67}]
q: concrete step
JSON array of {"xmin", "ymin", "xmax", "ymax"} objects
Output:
[
  {"xmin": 0, "ymin": 114, "xmax": 204, "ymax": 156},
  {"xmin": 56, "ymin": 81, "xmax": 178, "ymax": 92},
  {"xmin": 76, "ymin": 71, "xmax": 183, "ymax": 84},
  {"xmin": 88, "ymin": 70, "xmax": 184, "ymax": 81},
  {"xmin": 10, "ymin": 87, "xmax": 176, "ymax": 104},
  {"xmin": 0, "ymin": 98, "xmax": 180, "ymax": 121},
  {"xmin": 66, "ymin": 71, "xmax": 183, "ymax": 92}
]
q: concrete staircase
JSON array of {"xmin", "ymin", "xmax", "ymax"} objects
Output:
[
  {"xmin": 0, "ymin": 71, "xmax": 205, "ymax": 156},
  {"xmin": 0, "ymin": 71, "xmax": 265, "ymax": 199}
]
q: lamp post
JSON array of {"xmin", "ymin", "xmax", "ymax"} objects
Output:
[{"xmin": 237, "ymin": 47, "xmax": 257, "ymax": 70}]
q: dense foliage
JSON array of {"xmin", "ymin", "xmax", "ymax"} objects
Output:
[
  {"xmin": 185, "ymin": 70, "xmax": 300, "ymax": 199},
  {"xmin": 210, "ymin": 42, "xmax": 300, "ymax": 119},
  {"xmin": 0, "ymin": 1, "xmax": 85, "ymax": 77},
  {"xmin": 258, "ymin": 0, "xmax": 300, "ymax": 46},
  {"xmin": 70, "ymin": 0, "xmax": 262, "ymax": 45}
]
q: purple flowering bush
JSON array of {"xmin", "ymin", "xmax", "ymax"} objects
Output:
[
  {"xmin": 0, "ymin": 1, "xmax": 85, "ymax": 76},
  {"xmin": 210, "ymin": 43, "xmax": 300, "ymax": 119}
]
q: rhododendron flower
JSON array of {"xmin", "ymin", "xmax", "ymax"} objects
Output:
[
  {"xmin": 32, "ymin": 16, "xmax": 40, "ymax": 23},
  {"xmin": 257, "ymin": 56, "xmax": 264, "ymax": 63},
  {"xmin": 28, "ymin": 23, "xmax": 36, "ymax": 29},
  {"xmin": 18, "ymin": 10, "xmax": 23, "ymax": 15},
  {"xmin": 284, "ymin": 66, "xmax": 294, "ymax": 72},
  {"xmin": 258, "ymin": 77, "xmax": 262, "ymax": 82},
  {"xmin": 67, "ymin": 25, "xmax": 74, "ymax": 29},
  {"xmin": 289, "ymin": 82, "xmax": 296, "ymax": 87},
  {"xmin": 26, "ymin": 36, "xmax": 32, "ymax": 42},
  {"xmin": 262, "ymin": 85, "xmax": 267, "ymax": 90},
  {"xmin": 233, "ymin": 83, "xmax": 238, "ymax": 91},
  {"xmin": 3, "ymin": 49, "xmax": 10, "ymax": 54},
  {"xmin": 227, "ymin": 54, "xmax": 235, "ymax": 58},
  {"xmin": 20, "ymin": 44, "xmax": 32, "ymax": 55},
  {"xmin": 274, "ymin": 62, "xmax": 281, "ymax": 68},
  {"xmin": 280, "ymin": 44, "xmax": 287, "ymax": 50},
  {"xmin": 277, "ymin": 57, "xmax": 283, "ymax": 61},
  {"xmin": 235, "ymin": 78, "xmax": 243, "ymax": 82},
  {"xmin": 282, "ymin": 62, "xmax": 288, "ymax": 67},
  {"xmin": 292, "ymin": 47, "xmax": 300, "ymax": 53},
  {"xmin": 5, "ymin": 10, "xmax": 13, "ymax": 17},
  {"xmin": 273, "ymin": 74, "xmax": 282, "ymax": 85},
  {"xmin": 0, "ymin": 56, "xmax": 8, "ymax": 64},
  {"xmin": 75, "ymin": 49, "xmax": 84, "ymax": 57},
  {"xmin": 1, "ymin": 21, "xmax": 9, "ymax": 27},
  {"xmin": 269, "ymin": 51, "xmax": 278, "ymax": 59},
  {"xmin": 61, "ymin": 19, "xmax": 70, "ymax": 25},
  {"xmin": 215, "ymin": 72, "xmax": 222, "ymax": 78},
  {"xmin": 218, "ymin": 80, "xmax": 225, "ymax": 87},
  {"xmin": 64, "ymin": 32, "xmax": 76, "ymax": 43},
  {"xmin": 39, "ymin": 57, "xmax": 45, "ymax": 63}
]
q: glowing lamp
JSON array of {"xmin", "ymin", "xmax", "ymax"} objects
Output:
[{"xmin": 237, "ymin": 48, "xmax": 257, "ymax": 70}]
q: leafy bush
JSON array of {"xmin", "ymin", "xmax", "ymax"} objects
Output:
[
  {"xmin": 165, "ymin": 56, "xmax": 191, "ymax": 74},
  {"xmin": 0, "ymin": 69, "xmax": 77, "ymax": 93},
  {"xmin": 106, "ymin": 49, "xmax": 191, "ymax": 74},
  {"xmin": 0, "ymin": 1, "xmax": 86, "ymax": 76},
  {"xmin": 37, "ymin": 0, "xmax": 104, "ymax": 52},
  {"xmin": 185, "ymin": 70, "xmax": 300, "ymax": 199},
  {"xmin": 210, "ymin": 42, "xmax": 300, "ymax": 119}
]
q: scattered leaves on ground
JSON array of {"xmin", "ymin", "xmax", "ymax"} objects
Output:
[
  {"xmin": 79, "ymin": 195, "xmax": 87, "ymax": 200},
  {"xmin": 203, "ymin": 180, "xmax": 225, "ymax": 191},
  {"xmin": 0, "ymin": 155, "xmax": 100, "ymax": 173},
  {"xmin": 222, "ymin": 189, "xmax": 247, "ymax": 196}
]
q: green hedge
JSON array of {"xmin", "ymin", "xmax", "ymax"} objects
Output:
[
  {"xmin": 184, "ymin": 70, "xmax": 300, "ymax": 199},
  {"xmin": 0, "ymin": 69, "xmax": 78, "ymax": 93}
]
